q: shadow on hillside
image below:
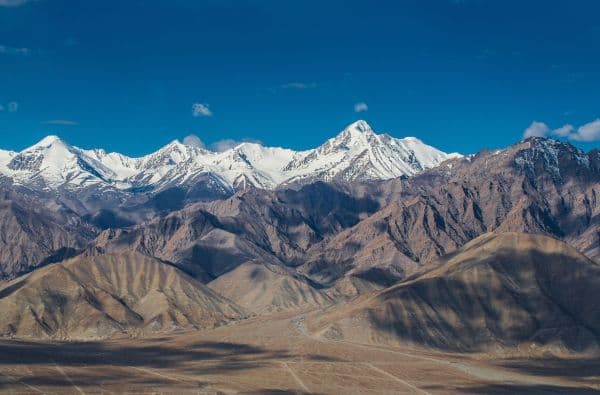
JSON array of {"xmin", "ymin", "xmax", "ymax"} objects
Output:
[
  {"xmin": 366, "ymin": 248, "xmax": 600, "ymax": 353},
  {"xmin": 0, "ymin": 279, "xmax": 27, "ymax": 298}
]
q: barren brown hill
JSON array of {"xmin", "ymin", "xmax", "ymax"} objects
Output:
[
  {"xmin": 312, "ymin": 232, "xmax": 600, "ymax": 353},
  {"xmin": 209, "ymin": 261, "xmax": 332, "ymax": 314},
  {"xmin": 0, "ymin": 253, "xmax": 244, "ymax": 340}
]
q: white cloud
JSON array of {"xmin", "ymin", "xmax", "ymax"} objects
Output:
[
  {"xmin": 523, "ymin": 118, "xmax": 600, "ymax": 142},
  {"xmin": 42, "ymin": 120, "xmax": 78, "ymax": 126},
  {"xmin": 551, "ymin": 124, "xmax": 574, "ymax": 137},
  {"xmin": 569, "ymin": 119, "xmax": 600, "ymax": 142},
  {"xmin": 192, "ymin": 103, "xmax": 212, "ymax": 117},
  {"xmin": 182, "ymin": 134, "xmax": 206, "ymax": 149},
  {"xmin": 354, "ymin": 102, "xmax": 368, "ymax": 113},
  {"xmin": 523, "ymin": 121, "xmax": 550, "ymax": 138}
]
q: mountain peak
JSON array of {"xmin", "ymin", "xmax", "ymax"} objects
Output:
[
  {"xmin": 0, "ymin": 121, "xmax": 458, "ymax": 191},
  {"xmin": 346, "ymin": 120, "xmax": 373, "ymax": 133},
  {"xmin": 29, "ymin": 135, "xmax": 66, "ymax": 149}
]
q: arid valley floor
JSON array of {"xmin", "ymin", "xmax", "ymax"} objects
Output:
[{"xmin": 1, "ymin": 310, "xmax": 598, "ymax": 394}]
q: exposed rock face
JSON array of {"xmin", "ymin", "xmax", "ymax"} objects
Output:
[
  {"xmin": 91, "ymin": 182, "xmax": 380, "ymax": 281},
  {"xmin": 87, "ymin": 138, "xmax": 599, "ymax": 292},
  {"xmin": 0, "ymin": 252, "xmax": 244, "ymax": 340},
  {"xmin": 300, "ymin": 138, "xmax": 600, "ymax": 283},
  {"xmin": 312, "ymin": 233, "xmax": 600, "ymax": 352},
  {"xmin": 0, "ymin": 187, "xmax": 96, "ymax": 280},
  {"xmin": 90, "ymin": 207, "xmax": 272, "ymax": 282}
]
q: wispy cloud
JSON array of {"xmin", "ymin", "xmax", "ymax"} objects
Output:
[
  {"xmin": 42, "ymin": 120, "xmax": 78, "ymax": 126},
  {"xmin": 182, "ymin": 134, "xmax": 262, "ymax": 152},
  {"xmin": 523, "ymin": 118, "xmax": 600, "ymax": 142},
  {"xmin": 0, "ymin": 45, "xmax": 31, "ymax": 56},
  {"xmin": 0, "ymin": 0, "xmax": 34, "ymax": 6},
  {"xmin": 354, "ymin": 102, "xmax": 368, "ymax": 113},
  {"xmin": 281, "ymin": 82, "xmax": 317, "ymax": 90},
  {"xmin": 192, "ymin": 103, "xmax": 212, "ymax": 117},
  {"xmin": 0, "ymin": 101, "xmax": 18, "ymax": 112},
  {"xmin": 211, "ymin": 138, "xmax": 262, "ymax": 152}
]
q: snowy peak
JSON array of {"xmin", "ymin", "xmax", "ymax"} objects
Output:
[
  {"xmin": 329, "ymin": 120, "xmax": 377, "ymax": 147},
  {"xmin": 4, "ymin": 134, "xmax": 122, "ymax": 189},
  {"xmin": 0, "ymin": 121, "xmax": 461, "ymax": 193},
  {"xmin": 346, "ymin": 119, "xmax": 373, "ymax": 133},
  {"xmin": 140, "ymin": 140, "xmax": 197, "ymax": 168},
  {"xmin": 28, "ymin": 135, "xmax": 66, "ymax": 149},
  {"xmin": 8, "ymin": 134, "xmax": 73, "ymax": 173},
  {"xmin": 281, "ymin": 121, "xmax": 458, "ymax": 184}
]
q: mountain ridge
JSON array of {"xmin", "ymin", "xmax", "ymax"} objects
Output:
[{"xmin": 0, "ymin": 120, "xmax": 459, "ymax": 193}]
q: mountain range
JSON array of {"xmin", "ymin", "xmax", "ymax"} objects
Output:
[
  {"xmin": 0, "ymin": 120, "xmax": 598, "ymax": 355},
  {"xmin": 0, "ymin": 120, "xmax": 457, "ymax": 196}
]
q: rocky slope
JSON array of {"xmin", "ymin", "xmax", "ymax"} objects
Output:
[
  {"xmin": 87, "ymin": 137, "xmax": 600, "ymax": 293},
  {"xmin": 0, "ymin": 252, "xmax": 244, "ymax": 339},
  {"xmin": 300, "ymin": 138, "xmax": 600, "ymax": 284},
  {"xmin": 0, "ymin": 186, "xmax": 96, "ymax": 279},
  {"xmin": 90, "ymin": 182, "xmax": 380, "ymax": 282},
  {"xmin": 311, "ymin": 233, "xmax": 600, "ymax": 352}
]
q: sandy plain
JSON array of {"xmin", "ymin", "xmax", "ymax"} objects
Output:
[{"xmin": 0, "ymin": 309, "xmax": 598, "ymax": 394}]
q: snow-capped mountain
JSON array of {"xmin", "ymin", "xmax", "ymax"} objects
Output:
[
  {"xmin": 0, "ymin": 121, "xmax": 460, "ymax": 194},
  {"xmin": 281, "ymin": 120, "xmax": 458, "ymax": 185},
  {"xmin": 1, "ymin": 135, "xmax": 122, "ymax": 190}
]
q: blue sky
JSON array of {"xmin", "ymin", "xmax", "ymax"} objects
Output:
[{"xmin": 0, "ymin": 0, "xmax": 599, "ymax": 155}]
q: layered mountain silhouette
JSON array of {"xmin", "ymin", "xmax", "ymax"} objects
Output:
[{"xmin": 0, "ymin": 124, "xmax": 598, "ymax": 352}]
